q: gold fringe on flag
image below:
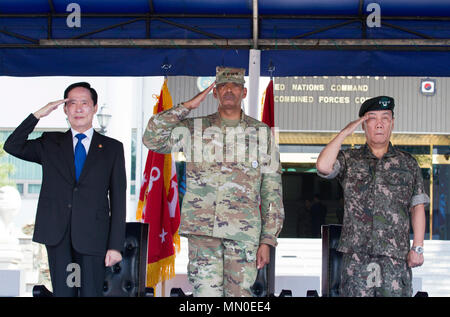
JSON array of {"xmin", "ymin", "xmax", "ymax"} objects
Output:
[
  {"xmin": 173, "ymin": 230, "xmax": 181, "ymax": 254},
  {"xmin": 146, "ymin": 254, "xmax": 176, "ymax": 288},
  {"xmin": 163, "ymin": 154, "xmax": 172, "ymax": 196},
  {"xmin": 141, "ymin": 78, "xmax": 181, "ymax": 290},
  {"xmin": 146, "ymin": 230, "xmax": 181, "ymax": 289},
  {"xmin": 136, "ymin": 199, "xmax": 145, "ymax": 220},
  {"xmin": 260, "ymin": 88, "xmax": 267, "ymax": 121}
]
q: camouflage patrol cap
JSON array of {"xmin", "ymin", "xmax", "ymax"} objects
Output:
[
  {"xmin": 359, "ymin": 96, "xmax": 395, "ymax": 117},
  {"xmin": 216, "ymin": 66, "xmax": 246, "ymax": 85}
]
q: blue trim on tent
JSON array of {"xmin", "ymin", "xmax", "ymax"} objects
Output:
[
  {"xmin": 261, "ymin": 50, "xmax": 450, "ymax": 77},
  {"xmin": 1, "ymin": 0, "xmax": 450, "ymax": 16},
  {"xmin": 0, "ymin": 1, "xmax": 449, "ymax": 76},
  {"xmin": 1, "ymin": 48, "xmax": 448, "ymax": 77},
  {"xmin": 0, "ymin": 48, "xmax": 250, "ymax": 76}
]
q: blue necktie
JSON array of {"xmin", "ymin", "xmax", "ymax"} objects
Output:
[{"xmin": 74, "ymin": 133, "xmax": 87, "ymax": 181}]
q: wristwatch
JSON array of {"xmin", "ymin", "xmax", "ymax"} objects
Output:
[{"xmin": 411, "ymin": 246, "xmax": 424, "ymax": 254}]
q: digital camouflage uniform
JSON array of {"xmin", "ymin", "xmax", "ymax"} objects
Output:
[
  {"xmin": 142, "ymin": 100, "xmax": 284, "ymax": 296},
  {"xmin": 318, "ymin": 143, "xmax": 429, "ymax": 297}
]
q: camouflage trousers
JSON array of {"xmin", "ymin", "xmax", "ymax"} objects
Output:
[
  {"xmin": 340, "ymin": 252, "xmax": 412, "ymax": 297},
  {"xmin": 187, "ymin": 235, "xmax": 258, "ymax": 297}
]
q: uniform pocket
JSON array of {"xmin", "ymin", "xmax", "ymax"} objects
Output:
[
  {"xmin": 400, "ymin": 267, "xmax": 413, "ymax": 297},
  {"xmin": 386, "ymin": 171, "xmax": 413, "ymax": 187},
  {"xmin": 187, "ymin": 242, "xmax": 199, "ymax": 281},
  {"xmin": 346, "ymin": 170, "xmax": 372, "ymax": 193},
  {"xmin": 188, "ymin": 242, "xmax": 198, "ymax": 261},
  {"xmin": 385, "ymin": 170, "xmax": 414, "ymax": 203}
]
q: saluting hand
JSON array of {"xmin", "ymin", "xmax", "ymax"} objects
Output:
[
  {"xmin": 182, "ymin": 82, "xmax": 215, "ymax": 110},
  {"xmin": 33, "ymin": 99, "xmax": 69, "ymax": 119},
  {"xmin": 340, "ymin": 114, "xmax": 369, "ymax": 138},
  {"xmin": 316, "ymin": 114, "xmax": 368, "ymax": 175}
]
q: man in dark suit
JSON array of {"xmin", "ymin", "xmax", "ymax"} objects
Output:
[{"xmin": 4, "ymin": 82, "xmax": 127, "ymax": 297}]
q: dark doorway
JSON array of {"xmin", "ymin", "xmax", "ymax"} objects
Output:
[{"xmin": 280, "ymin": 164, "xmax": 343, "ymax": 238}]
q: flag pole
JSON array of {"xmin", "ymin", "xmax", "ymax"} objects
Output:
[
  {"xmin": 161, "ymin": 281, "xmax": 166, "ymax": 297},
  {"xmin": 268, "ymin": 60, "xmax": 275, "ymax": 81},
  {"xmin": 138, "ymin": 67, "xmax": 180, "ymax": 297},
  {"xmin": 160, "ymin": 65, "xmax": 169, "ymax": 298}
]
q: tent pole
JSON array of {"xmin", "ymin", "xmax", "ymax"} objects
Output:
[
  {"xmin": 248, "ymin": 49, "xmax": 261, "ymax": 120},
  {"xmin": 247, "ymin": 0, "xmax": 261, "ymax": 120},
  {"xmin": 252, "ymin": 0, "xmax": 258, "ymax": 49}
]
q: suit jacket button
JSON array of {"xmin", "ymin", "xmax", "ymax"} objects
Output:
[
  {"xmin": 68, "ymin": 204, "xmax": 72, "ymax": 209},
  {"xmin": 74, "ymin": 187, "xmax": 78, "ymax": 192}
]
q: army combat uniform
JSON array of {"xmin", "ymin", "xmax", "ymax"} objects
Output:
[
  {"xmin": 318, "ymin": 143, "xmax": 429, "ymax": 297},
  {"xmin": 142, "ymin": 103, "xmax": 284, "ymax": 297}
]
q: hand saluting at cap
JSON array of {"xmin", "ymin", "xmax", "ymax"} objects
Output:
[{"xmin": 33, "ymin": 99, "xmax": 69, "ymax": 119}]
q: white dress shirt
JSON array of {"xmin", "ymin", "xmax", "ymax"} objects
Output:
[{"xmin": 71, "ymin": 127, "xmax": 94, "ymax": 155}]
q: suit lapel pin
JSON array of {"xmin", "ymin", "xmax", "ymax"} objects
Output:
[{"xmin": 98, "ymin": 144, "xmax": 103, "ymax": 148}]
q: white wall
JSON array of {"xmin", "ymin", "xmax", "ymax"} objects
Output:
[{"xmin": 0, "ymin": 76, "xmax": 108, "ymax": 129}]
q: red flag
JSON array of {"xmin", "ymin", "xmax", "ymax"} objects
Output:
[
  {"xmin": 259, "ymin": 79, "xmax": 276, "ymax": 213},
  {"xmin": 261, "ymin": 79, "xmax": 274, "ymax": 128},
  {"xmin": 136, "ymin": 79, "xmax": 180, "ymax": 288}
]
